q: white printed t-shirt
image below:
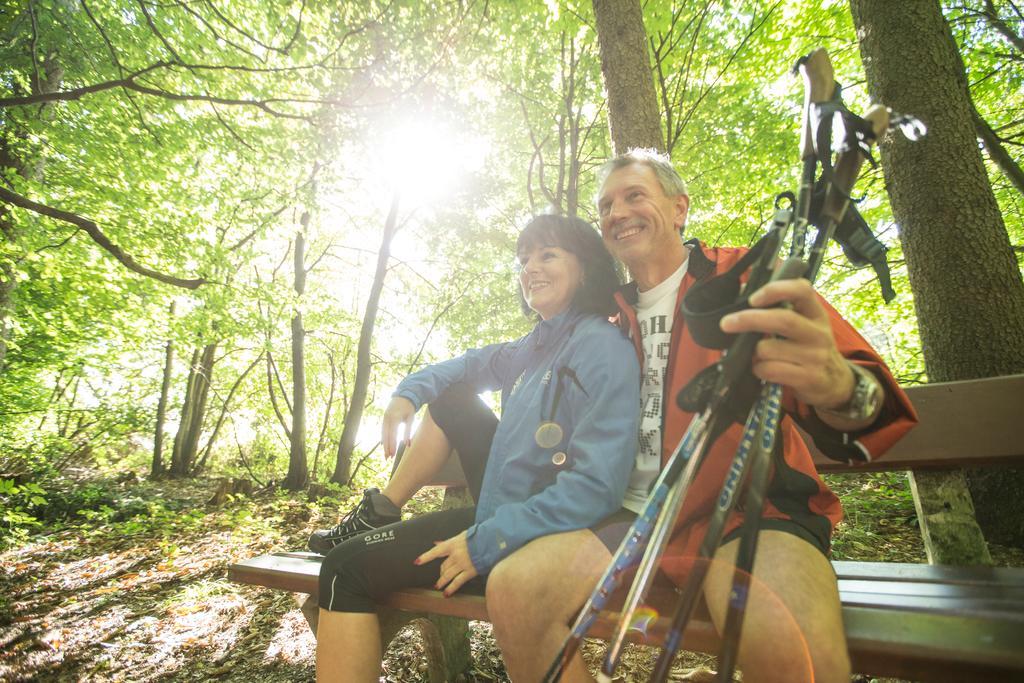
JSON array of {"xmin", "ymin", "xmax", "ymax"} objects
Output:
[{"xmin": 621, "ymin": 257, "xmax": 688, "ymax": 514}]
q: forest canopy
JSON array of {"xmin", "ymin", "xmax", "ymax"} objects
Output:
[{"xmin": 1, "ymin": 0, "xmax": 1022, "ymax": 517}]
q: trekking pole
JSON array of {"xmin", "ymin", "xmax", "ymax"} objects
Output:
[
  {"xmin": 671, "ymin": 53, "xmax": 898, "ymax": 683},
  {"xmin": 711, "ymin": 392, "xmax": 779, "ymax": 682},
  {"xmin": 805, "ymin": 102, "xmax": 890, "ymax": 278},
  {"xmin": 649, "ymin": 48, "xmax": 915, "ymax": 683},
  {"xmin": 542, "ymin": 408, "xmax": 714, "ymax": 683},
  {"xmin": 793, "ymin": 48, "xmax": 834, "ymax": 256},
  {"xmin": 644, "ymin": 381, "xmax": 779, "ymax": 682},
  {"xmin": 646, "ymin": 262, "xmax": 805, "ymax": 683},
  {"xmin": 711, "ymin": 90, "xmax": 892, "ymax": 683},
  {"xmin": 549, "ymin": 45, "xmax": 915, "ymax": 683},
  {"xmin": 643, "ymin": 48, "xmax": 838, "ymax": 682}
]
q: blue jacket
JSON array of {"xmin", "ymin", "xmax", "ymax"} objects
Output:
[{"xmin": 394, "ymin": 308, "xmax": 640, "ymax": 573}]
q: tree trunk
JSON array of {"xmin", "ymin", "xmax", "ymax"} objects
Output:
[
  {"xmin": 170, "ymin": 347, "xmax": 201, "ymax": 475},
  {"xmin": 170, "ymin": 342, "xmax": 217, "ymax": 477},
  {"xmin": 151, "ymin": 301, "xmax": 176, "ymax": 478},
  {"xmin": 285, "ymin": 226, "xmax": 308, "ymax": 490},
  {"xmin": 332, "ymin": 192, "xmax": 401, "ymax": 484},
  {"xmin": 850, "ymin": 0, "xmax": 1024, "ymax": 557},
  {"xmin": 0, "ymin": 223, "xmax": 15, "ymax": 375},
  {"xmin": 592, "ymin": 0, "xmax": 664, "ymax": 154}
]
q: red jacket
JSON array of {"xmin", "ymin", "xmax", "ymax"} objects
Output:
[{"xmin": 613, "ymin": 242, "xmax": 918, "ymax": 579}]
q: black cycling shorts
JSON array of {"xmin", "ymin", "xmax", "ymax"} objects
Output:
[{"xmin": 318, "ymin": 383, "xmax": 632, "ymax": 613}]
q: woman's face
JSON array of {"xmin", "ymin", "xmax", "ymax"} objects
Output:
[{"xmin": 517, "ymin": 245, "xmax": 583, "ymax": 320}]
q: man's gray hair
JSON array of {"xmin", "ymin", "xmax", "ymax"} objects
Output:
[{"xmin": 595, "ymin": 148, "xmax": 688, "ymax": 200}]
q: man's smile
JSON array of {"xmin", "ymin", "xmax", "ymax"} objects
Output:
[{"xmin": 612, "ymin": 221, "xmax": 645, "ymax": 242}]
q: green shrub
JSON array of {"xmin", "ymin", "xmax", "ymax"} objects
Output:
[{"xmin": 0, "ymin": 478, "xmax": 47, "ymax": 546}]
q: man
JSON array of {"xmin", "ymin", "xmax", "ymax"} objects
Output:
[{"xmin": 483, "ymin": 149, "xmax": 917, "ymax": 682}]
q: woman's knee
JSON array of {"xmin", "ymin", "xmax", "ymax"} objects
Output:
[
  {"xmin": 318, "ymin": 546, "xmax": 377, "ymax": 613},
  {"xmin": 427, "ymin": 384, "xmax": 497, "ymax": 446}
]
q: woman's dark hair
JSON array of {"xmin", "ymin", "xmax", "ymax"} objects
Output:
[{"xmin": 515, "ymin": 214, "xmax": 623, "ymax": 319}]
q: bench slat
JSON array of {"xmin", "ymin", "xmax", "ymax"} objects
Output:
[
  {"xmin": 843, "ymin": 605, "xmax": 1024, "ymax": 681},
  {"xmin": 229, "ymin": 552, "xmax": 320, "ymax": 593},
  {"xmin": 833, "ymin": 559, "xmax": 1024, "ymax": 586},
  {"xmin": 839, "ymin": 577, "xmax": 1024, "ymax": 602}
]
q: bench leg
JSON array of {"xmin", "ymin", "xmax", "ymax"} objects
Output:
[
  {"xmin": 909, "ymin": 470, "xmax": 992, "ymax": 565},
  {"xmin": 421, "ymin": 614, "xmax": 471, "ymax": 682},
  {"xmin": 296, "ymin": 593, "xmax": 319, "ymax": 632},
  {"xmin": 297, "ymin": 594, "xmax": 471, "ymax": 682},
  {"xmin": 380, "ymin": 606, "xmax": 471, "ymax": 683}
]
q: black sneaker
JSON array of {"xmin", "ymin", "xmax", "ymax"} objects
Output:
[{"xmin": 308, "ymin": 488, "xmax": 401, "ymax": 554}]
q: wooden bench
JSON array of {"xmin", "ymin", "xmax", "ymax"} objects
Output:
[{"xmin": 230, "ymin": 374, "xmax": 1024, "ymax": 682}]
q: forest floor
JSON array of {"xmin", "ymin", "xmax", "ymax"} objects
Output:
[{"xmin": 2, "ymin": 469, "xmax": 1023, "ymax": 683}]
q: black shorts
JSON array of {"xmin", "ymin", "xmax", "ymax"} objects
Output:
[
  {"xmin": 584, "ymin": 508, "xmax": 829, "ymax": 567},
  {"xmin": 319, "ymin": 383, "xmax": 633, "ymax": 613}
]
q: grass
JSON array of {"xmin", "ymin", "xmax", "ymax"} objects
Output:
[{"xmin": 827, "ymin": 471, "xmax": 926, "ymax": 563}]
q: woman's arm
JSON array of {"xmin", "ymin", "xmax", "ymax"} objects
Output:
[
  {"xmin": 466, "ymin": 324, "xmax": 640, "ymax": 574},
  {"xmin": 393, "ymin": 340, "xmax": 517, "ymax": 412}
]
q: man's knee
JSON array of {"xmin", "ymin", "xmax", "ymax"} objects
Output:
[
  {"xmin": 485, "ymin": 550, "xmax": 540, "ymax": 622},
  {"xmin": 704, "ymin": 530, "xmax": 849, "ymax": 683},
  {"xmin": 486, "ymin": 529, "xmax": 609, "ymax": 627}
]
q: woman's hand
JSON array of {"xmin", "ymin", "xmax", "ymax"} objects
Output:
[
  {"xmin": 382, "ymin": 396, "xmax": 416, "ymax": 459},
  {"xmin": 414, "ymin": 531, "xmax": 478, "ymax": 597}
]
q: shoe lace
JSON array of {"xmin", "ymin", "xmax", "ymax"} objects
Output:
[{"xmin": 327, "ymin": 493, "xmax": 371, "ymax": 536}]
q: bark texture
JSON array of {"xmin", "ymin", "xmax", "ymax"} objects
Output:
[
  {"xmin": 592, "ymin": 0, "xmax": 664, "ymax": 154},
  {"xmin": 850, "ymin": 0, "xmax": 1024, "ymax": 556}
]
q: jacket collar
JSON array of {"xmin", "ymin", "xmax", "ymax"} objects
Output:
[
  {"xmin": 530, "ymin": 307, "xmax": 583, "ymax": 349},
  {"xmin": 615, "ymin": 237, "xmax": 716, "ymax": 306}
]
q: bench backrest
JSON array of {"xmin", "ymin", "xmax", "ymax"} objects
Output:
[
  {"xmin": 401, "ymin": 374, "xmax": 1024, "ymax": 485},
  {"xmin": 811, "ymin": 373, "xmax": 1024, "ymax": 473}
]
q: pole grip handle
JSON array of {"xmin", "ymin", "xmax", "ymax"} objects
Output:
[
  {"xmin": 819, "ymin": 104, "xmax": 889, "ymax": 224},
  {"xmin": 799, "ymin": 48, "xmax": 835, "ymax": 159}
]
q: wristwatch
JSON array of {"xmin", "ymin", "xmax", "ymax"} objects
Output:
[{"xmin": 818, "ymin": 363, "xmax": 882, "ymax": 423}]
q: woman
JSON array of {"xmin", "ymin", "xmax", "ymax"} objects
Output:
[{"xmin": 314, "ymin": 214, "xmax": 640, "ymax": 682}]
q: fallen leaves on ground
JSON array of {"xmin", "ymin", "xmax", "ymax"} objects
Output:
[{"xmin": 2, "ymin": 470, "xmax": 1020, "ymax": 682}]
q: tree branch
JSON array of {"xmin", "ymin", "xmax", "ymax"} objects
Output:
[
  {"xmin": 0, "ymin": 63, "xmax": 347, "ymax": 119},
  {"xmin": 974, "ymin": 102, "xmax": 1024, "ymax": 197},
  {"xmin": 983, "ymin": 0, "xmax": 1024, "ymax": 55},
  {"xmin": 0, "ymin": 186, "xmax": 207, "ymax": 289},
  {"xmin": 0, "ymin": 62, "xmax": 170, "ymax": 107},
  {"xmin": 193, "ymin": 350, "xmax": 263, "ymax": 473},
  {"xmin": 265, "ymin": 350, "xmax": 292, "ymax": 438}
]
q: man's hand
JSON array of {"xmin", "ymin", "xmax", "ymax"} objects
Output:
[
  {"xmin": 719, "ymin": 278, "xmax": 854, "ymax": 410},
  {"xmin": 382, "ymin": 396, "xmax": 416, "ymax": 459},
  {"xmin": 414, "ymin": 531, "xmax": 478, "ymax": 597}
]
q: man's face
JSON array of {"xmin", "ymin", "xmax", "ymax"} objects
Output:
[{"xmin": 597, "ymin": 163, "xmax": 689, "ymax": 271}]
